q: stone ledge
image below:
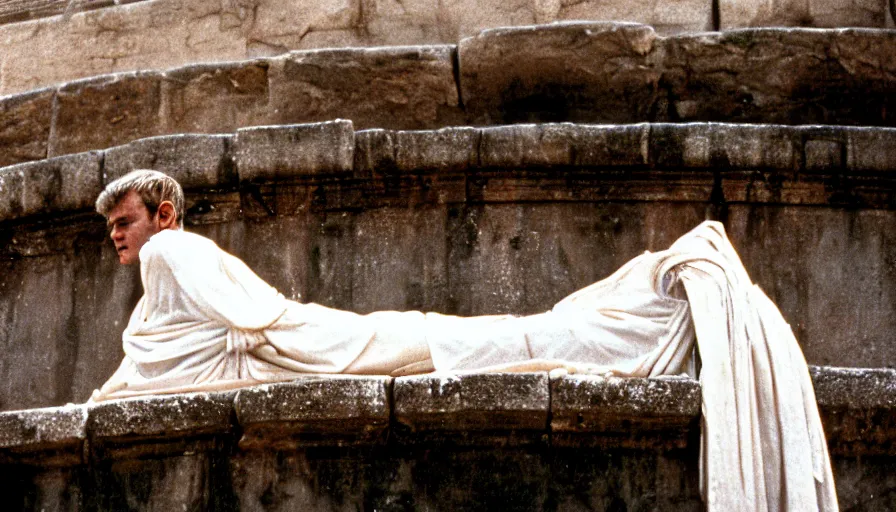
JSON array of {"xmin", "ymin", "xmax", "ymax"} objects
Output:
[
  {"xmin": 234, "ymin": 376, "xmax": 391, "ymax": 449},
  {"xmin": 0, "ymin": 151, "xmax": 102, "ymax": 222},
  {"xmin": 811, "ymin": 366, "xmax": 896, "ymax": 455},
  {"xmin": 3, "ymin": 121, "xmax": 896, "ymax": 231},
  {"xmin": 103, "ymin": 134, "xmax": 234, "ymax": 190},
  {"xmin": 233, "ymin": 120, "xmax": 355, "ymax": 183},
  {"xmin": 0, "ymin": 366, "xmax": 892, "ymax": 464},
  {"xmin": 0, "ymin": 404, "xmax": 87, "ymax": 466},
  {"xmin": 551, "ymin": 375, "xmax": 701, "ymax": 449},
  {"xmin": 394, "ymin": 373, "xmax": 549, "ymax": 434}
]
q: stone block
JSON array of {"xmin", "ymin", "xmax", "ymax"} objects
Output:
[
  {"xmin": 845, "ymin": 127, "xmax": 896, "ymax": 173},
  {"xmin": 267, "ymin": 45, "xmax": 463, "ymax": 130},
  {"xmin": 355, "ymin": 126, "xmax": 480, "ymax": 177},
  {"xmin": 234, "ymin": 376, "xmax": 391, "ymax": 448},
  {"xmin": 0, "ymin": 0, "xmax": 249, "ymax": 96},
  {"xmin": 0, "ymin": 151, "xmax": 102, "ymax": 223},
  {"xmin": 0, "ymin": 88, "xmax": 53, "ymax": 168},
  {"xmin": 459, "ymin": 22, "xmax": 660, "ymax": 125},
  {"xmin": 49, "ymin": 72, "xmax": 162, "ymax": 157},
  {"xmin": 719, "ymin": 0, "xmax": 889, "ymax": 29},
  {"xmin": 551, "ymin": 374, "xmax": 700, "ymax": 448},
  {"xmin": 394, "ymin": 373, "xmax": 549, "ymax": 431},
  {"xmin": 0, "ymin": 404, "xmax": 87, "ymax": 466},
  {"xmin": 649, "ymin": 123, "xmax": 797, "ymax": 170},
  {"xmin": 395, "ymin": 127, "xmax": 480, "ymax": 173},
  {"xmin": 811, "ymin": 366, "xmax": 896, "ymax": 455},
  {"xmin": 234, "ymin": 120, "xmax": 354, "ymax": 182},
  {"xmin": 88, "ymin": 391, "xmax": 235, "ymax": 441},
  {"xmin": 160, "ymin": 61, "xmax": 271, "ymax": 134},
  {"xmin": 103, "ymin": 134, "xmax": 234, "ymax": 190},
  {"xmin": 479, "ymin": 123, "xmax": 648, "ymax": 169},
  {"xmin": 556, "ymin": 0, "xmax": 712, "ymax": 34},
  {"xmin": 661, "ymin": 29, "xmax": 896, "ymax": 126}
]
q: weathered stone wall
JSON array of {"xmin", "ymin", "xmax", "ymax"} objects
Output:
[
  {"xmin": 0, "ymin": 368, "xmax": 893, "ymax": 510},
  {"xmin": 2, "ymin": 24, "xmax": 896, "ymax": 169},
  {"xmin": 2, "ymin": 120, "xmax": 895, "ymax": 410},
  {"xmin": 1, "ymin": 0, "xmax": 894, "ymax": 98}
]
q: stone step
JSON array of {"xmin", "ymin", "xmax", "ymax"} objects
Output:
[
  {"xmin": 0, "ymin": 0, "xmax": 892, "ymax": 100},
  {"xmin": 1, "ymin": 23, "xmax": 896, "ymax": 168},
  {"xmin": 2, "ymin": 120, "xmax": 896, "ymax": 232},
  {"xmin": 0, "ymin": 367, "xmax": 891, "ymax": 509},
  {"xmin": 0, "ymin": 366, "xmax": 892, "ymax": 462}
]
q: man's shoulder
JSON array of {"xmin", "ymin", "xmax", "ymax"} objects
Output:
[{"xmin": 140, "ymin": 229, "xmax": 220, "ymax": 263}]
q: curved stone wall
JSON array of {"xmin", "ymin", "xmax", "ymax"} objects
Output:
[
  {"xmin": 1, "ymin": 0, "xmax": 893, "ymax": 98},
  {"xmin": 1, "ymin": 119, "xmax": 895, "ymax": 410},
  {"xmin": 0, "ymin": 367, "xmax": 893, "ymax": 510},
  {"xmin": 1, "ymin": 23, "xmax": 895, "ymax": 169}
]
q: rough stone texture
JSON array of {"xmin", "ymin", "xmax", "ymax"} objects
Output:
[
  {"xmin": 812, "ymin": 366, "xmax": 896, "ymax": 455},
  {"xmin": 234, "ymin": 376, "xmax": 391, "ymax": 448},
  {"xmin": 660, "ymin": 29, "xmax": 896, "ymax": 126},
  {"xmin": 394, "ymin": 373, "xmax": 549, "ymax": 432},
  {"xmin": 267, "ymin": 46, "xmax": 464, "ymax": 130},
  {"xmin": 0, "ymin": 370, "xmax": 893, "ymax": 509},
  {"xmin": 49, "ymin": 72, "xmax": 162, "ymax": 157},
  {"xmin": 0, "ymin": 0, "xmax": 713, "ymax": 97},
  {"xmin": 460, "ymin": 22, "xmax": 661, "ymax": 125},
  {"xmin": 0, "ymin": 0, "xmax": 249, "ymax": 96},
  {"xmin": 0, "ymin": 88, "xmax": 53, "ymax": 167},
  {"xmin": 88, "ymin": 391, "xmax": 235, "ymax": 441},
  {"xmin": 551, "ymin": 374, "xmax": 700, "ymax": 448},
  {"xmin": 160, "ymin": 61, "xmax": 271, "ymax": 135},
  {"xmin": 0, "ymin": 151, "xmax": 102, "ymax": 223},
  {"xmin": 650, "ymin": 123, "xmax": 798, "ymax": 170},
  {"xmin": 479, "ymin": 123, "xmax": 649, "ymax": 169},
  {"xmin": 0, "ymin": 404, "xmax": 87, "ymax": 466},
  {"xmin": 234, "ymin": 120, "xmax": 355, "ymax": 182},
  {"xmin": 103, "ymin": 134, "xmax": 234, "ymax": 190},
  {"xmin": 720, "ymin": 0, "xmax": 890, "ymax": 29},
  {"xmin": 725, "ymin": 206, "xmax": 896, "ymax": 369}
]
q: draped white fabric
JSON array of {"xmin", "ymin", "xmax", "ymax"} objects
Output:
[{"xmin": 91, "ymin": 221, "xmax": 837, "ymax": 511}]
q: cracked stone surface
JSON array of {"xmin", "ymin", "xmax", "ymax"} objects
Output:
[
  {"xmin": 234, "ymin": 120, "xmax": 355, "ymax": 182},
  {"xmin": 49, "ymin": 72, "xmax": 163, "ymax": 158},
  {"xmin": 104, "ymin": 134, "xmax": 234, "ymax": 190},
  {"xmin": 394, "ymin": 372, "xmax": 549, "ymax": 431},
  {"xmin": 88, "ymin": 391, "xmax": 235, "ymax": 440},
  {"xmin": 460, "ymin": 22, "xmax": 662, "ymax": 126},
  {"xmin": 0, "ymin": 151, "xmax": 102, "ymax": 222},
  {"xmin": 0, "ymin": 0, "xmax": 716, "ymax": 97},
  {"xmin": 234, "ymin": 376, "xmax": 390, "ymax": 447},
  {"xmin": 267, "ymin": 45, "xmax": 463, "ymax": 130},
  {"xmin": 0, "ymin": 88, "xmax": 54, "ymax": 168},
  {"xmin": 0, "ymin": 404, "xmax": 87, "ymax": 451}
]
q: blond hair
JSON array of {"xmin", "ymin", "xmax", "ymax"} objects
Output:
[{"xmin": 96, "ymin": 170, "xmax": 185, "ymax": 227}]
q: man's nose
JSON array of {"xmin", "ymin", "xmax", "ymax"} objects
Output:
[{"xmin": 110, "ymin": 226, "xmax": 123, "ymax": 241}]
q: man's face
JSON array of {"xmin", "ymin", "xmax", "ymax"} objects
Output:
[{"xmin": 107, "ymin": 190, "xmax": 161, "ymax": 265}]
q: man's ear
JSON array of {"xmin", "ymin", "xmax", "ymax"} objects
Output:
[{"xmin": 156, "ymin": 201, "xmax": 178, "ymax": 230}]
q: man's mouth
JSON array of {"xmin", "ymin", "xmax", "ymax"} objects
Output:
[{"xmin": 116, "ymin": 246, "xmax": 127, "ymax": 253}]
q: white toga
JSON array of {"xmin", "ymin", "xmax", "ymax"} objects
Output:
[{"xmin": 92, "ymin": 221, "xmax": 838, "ymax": 511}]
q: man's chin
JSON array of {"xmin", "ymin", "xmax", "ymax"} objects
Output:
[{"xmin": 118, "ymin": 252, "xmax": 137, "ymax": 265}]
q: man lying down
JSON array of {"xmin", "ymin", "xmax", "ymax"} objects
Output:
[{"xmin": 92, "ymin": 169, "xmax": 837, "ymax": 511}]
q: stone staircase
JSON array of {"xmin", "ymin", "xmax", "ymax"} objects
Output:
[{"xmin": 0, "ymin": 2, "xmax": 895, "ymax": 510}]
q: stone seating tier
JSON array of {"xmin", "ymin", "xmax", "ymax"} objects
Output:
[
  {"xmin": 1, "ymin": 23, "xmax": 896, "ymax": 169},
  {"xmin": 0, "ymin": 0, "xmax": 893, "ymax": 99},
  {"xmin": 0, "ymin": 367, "xmax": 892, "ymax": 510}
]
